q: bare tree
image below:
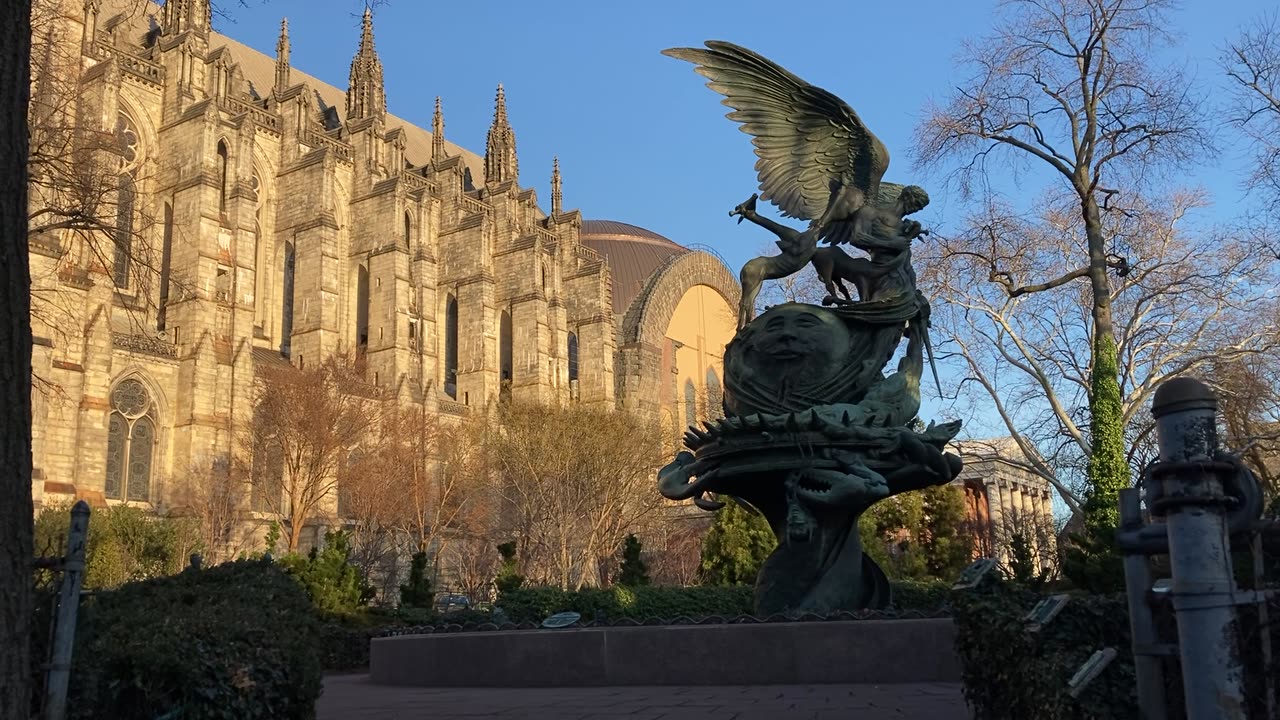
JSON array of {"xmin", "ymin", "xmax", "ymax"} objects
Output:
[
  {"xmin": 442, "ymin": 536, "xmax": 500, "ymax": 603},
  {"xmin": 643, "ymin": 516, "xmax": 708, "ymax": 587},
  {"xmin": 385, "ymin": 408, "xmax": 487, "ymax": 559},
  {"xmin": 923, "ymin": 190, "xmax": 1280, "ymax": 521},
  {"xmin": 1209, "ymin": 354, "xmax": 1280, "ymax": 495},
  {"xmin": 1223, "ymin": 11, "xmax": 1280, "ymax": 217},
  {"xmin": 915, "ymin": 0, "xmax": 1213, "ymax": 529},
  {"xmin": 483, "ymin": 400, "xmax": 666, "ymax": 590},
  {"xmin": 243, "ymin": 355, "xmax": 380, "ymax": 553},
  {"xmin": 169, "ymin": 458, "xmax": 256, "ymax": 564}
]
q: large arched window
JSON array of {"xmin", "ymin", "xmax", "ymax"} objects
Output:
[
  {"xmin": 444, "ymin": 295, "xmax": 458, "ymax": 398},
  {"xmin": 499, "ymin": 310, "xmax": 513, "ymax": 381},
  {"xmin": 683, "ymin": 379, "xmax": 697, "ymax": 428},
  {"xmin": 567, "ymin": 332, "xmax": 579, "ymax": 383},
  {"xmin": 705, "ymin": 367, "xmax": 723, "ymax": 419},
  {"xmin": 113, "ymin": 113, "xmax": 140, "ymax": 288},
  {"xmin": 216, "ymin": 140, "xmax": 229, "ymax": 212},
  {"xmin": 104, "ymin": 378, "xmax": 157, "ymax": 502}
]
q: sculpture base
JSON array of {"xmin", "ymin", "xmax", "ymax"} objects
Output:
[{"xmin": 370, "ymin": 618, "xmax": 960, "ymax": 687}]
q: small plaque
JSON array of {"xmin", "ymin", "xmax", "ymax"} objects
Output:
[
  {"xmin": 541, "ymin": 612, "xmax": 581, "ymax": 629},
  {"xmin": 1067, "ymin": 647, "xmax": 1117, "ymax": 698},
  {"xmin": 953, "ymin": 558, "xmax": 998, "ymax": 590},
  {"xmin": 1025, "ymin": 594, "xmax": 1070, "ymax": 632}
]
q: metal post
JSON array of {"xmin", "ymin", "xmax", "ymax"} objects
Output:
[
  {"xmin": 1150, "ymin": 378, "xmax": 1246, "ymax": 720},
  {"xmin": 45, "ymin": 500, "xmax": 90, "ymax": 720},
  {"xmin": 1119, "ymin": 488, "xmax": 1167, "ymax": 720}
]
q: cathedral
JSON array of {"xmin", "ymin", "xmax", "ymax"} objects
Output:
[{"xmin": 27, "ymin": 0, "xmax": 740, "ymax": 519}]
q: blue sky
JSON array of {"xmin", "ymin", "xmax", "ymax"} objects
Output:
[{"xmin": 217, "ymin": 0, "xmax": 1273, "ymax": 441}]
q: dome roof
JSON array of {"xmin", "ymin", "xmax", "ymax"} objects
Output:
[{"xmin": 580, "ymin": 220, "xmax": 690, "ymax": 316}]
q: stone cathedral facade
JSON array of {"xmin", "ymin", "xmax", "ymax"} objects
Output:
[{"xmin": 28, "ymin": 0, "xmax": 741, "ymax": 523}]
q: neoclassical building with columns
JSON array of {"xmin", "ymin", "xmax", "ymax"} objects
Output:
[
  {"xmin": 951, "ymin": 438, "xmax": 1057, "ymax": 570},
  {"xmin": 28, "ymin": 0, "xmax": 739, "ymax": 520}
]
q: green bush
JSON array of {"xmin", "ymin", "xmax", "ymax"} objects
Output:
[
  {"xmin": 34, "ymin": 504, "xmax": 201, "ymax": 590},
  {"xmin": 278, "ymin": 530, "xmax": 373, "ymax": 614},
  {"xmin": 953, "ymin": 580, "xmax": 1137, "ymax": 720},
  {"xmin": 889, "ymin": 579, "xmax": 953, "ymax": 612},
  {"xmin": 69, "ymin": 559, "xmax": 322, "ymax": 720}
]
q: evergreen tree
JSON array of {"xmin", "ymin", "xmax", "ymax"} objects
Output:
[
  {"xmin": 859, "ymin": 485, "xmax": 973, "ymax": 582},
  {"xmin": 494, "ymin": 540, "xmax": 525, "ymax": 593},
  {"xmin": 399, "ymin": 551, "xmax": 434, "ymax": 608},
  {"xmin": 616, "ymin": 534, "xmax": 650, "ymax": 586},
  {"xmin": 700, "ymin": 501, "xmax": 776, "ymax": 585}
]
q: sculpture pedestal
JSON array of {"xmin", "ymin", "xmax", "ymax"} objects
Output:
[{"xmin": 369, "ymin": 618, "xmax": 961, "ymax": 687}]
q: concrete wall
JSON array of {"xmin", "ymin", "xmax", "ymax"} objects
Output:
[{"xmin": 371, "ymin": 619, "xmax": 961, "ymax": 687}]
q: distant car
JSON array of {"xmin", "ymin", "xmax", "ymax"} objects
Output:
[{"xmin": 435, "ymin": 593, "xmax": 471, "ymax": 612}]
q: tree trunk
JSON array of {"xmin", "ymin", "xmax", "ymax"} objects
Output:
[
  {"xmin": 1082, "ymin": 196, "xmax": 1128, "ymax": 533},
  {"xmin": 0, "ymin": 0, "xmax": 34, "ymax": 716}
]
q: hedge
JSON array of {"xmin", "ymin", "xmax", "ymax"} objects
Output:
[
  {"xmin": 495, "ymin": 580, "xmax": 954, "ymax": 624},
  {"xmin": 69, "ymin": 559, "xmax": 323, "ymax": 720},
  {"xmin": 953, "ymin": 576, "xmax": 1280, "ymax": 719}
]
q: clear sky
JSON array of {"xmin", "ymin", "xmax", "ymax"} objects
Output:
[{"xmin": 216, "ymin": 0, "xmax": 1274, "ymax": 441}]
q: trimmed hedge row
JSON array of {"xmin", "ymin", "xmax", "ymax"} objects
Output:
[
  {"xmin": 495, "ymin": 580, "xmax": 955, "ymax": 624},
  {"xmin": 69, "ymin": 559, "xmax": 322, "ymax": 720}
]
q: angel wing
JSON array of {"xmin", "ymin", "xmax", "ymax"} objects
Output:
[{"xmin": 662, "ymin": 41, "xmax": 890, "ymax": 227}]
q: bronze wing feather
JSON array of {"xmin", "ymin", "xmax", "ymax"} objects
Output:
[{"xmin": 661, "ymin": 41, "xmax": 890, "ymax": 227}]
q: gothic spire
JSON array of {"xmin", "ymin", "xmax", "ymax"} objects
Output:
[
  {"xmin": 345, "ymin": 6, "xmax": 386, "ymax": 122},
  {"xmin": 161, "ymin": 0, "xmax": 211, "ymax": 36},
  {"xmin": 550, "ymin": 157, "xmax": 562, "ymax": 215},
  {"xmin": 274, "ymin": 18, "xmax": 290, "ymax": 95},
  {"xmin": 484, "ymin": 84, "xmax": 518, "ymax": 185},
  {"xmin": 431, "ymin": 96, "xmax": 446, "ymax": 163}
]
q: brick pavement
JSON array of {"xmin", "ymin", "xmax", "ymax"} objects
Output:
[{"xmin": 318, "ymin": 673, "xmax": 970, "ymax": 719}]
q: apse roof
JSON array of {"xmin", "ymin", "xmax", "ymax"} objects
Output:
[{"xmin": 579, "ymin": 220, "xmax": 690, "ymax": 316}]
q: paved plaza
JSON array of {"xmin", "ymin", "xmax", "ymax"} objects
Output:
[{"xmin": 319, "ymin": 673, "xmax": 970, "ymax": 719}]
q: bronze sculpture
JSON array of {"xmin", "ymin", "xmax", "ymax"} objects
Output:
[{"xmin": 658, "ymin": 41, "xmax": 962, "ymax": 615}]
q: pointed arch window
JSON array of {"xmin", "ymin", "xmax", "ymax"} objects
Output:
[
  {"xmin": 444, "ymin": 295, "xmax": 458, "ymax": 398},
  {"xmin": 157, "ymin": 202, "xmax": 173, "ymax": 329},
  {"xmin": 281, "ymin": 241, "xmax": 295, "ymax": 356},
  {"xmin": 104, "ymin": 378, "xmax": 158, "ymax": 502},
  {"xmin": 567, "ymin": 332, "xmax": 579, "ymax": 383},
  {"xmin": 356, "ymin": 265, "xmax": 370, "ymax": 349},
  {"xmin": 112, "ymin": 111, "xmax": 140, "ymax": 289},
  {"xmin": 404, "ymin": 211, "xmax": 413, "ymax": 250},
  {"xmin": 216, "ymin": 140, "xmax": 229, "ymax": 213},
  {"xmin": 706, "ymin": 367, "xmax": 723, "ymax": 419},
  {"xmin": 112, "ymin": 174, "xmax": 136, "ymax": 288},
  {"xmin": 499, "ymin": 309, "xmax": 513, "ymax": 381},
  {"xmin": 684, "ymin": 379, "xmax": 697, "ymax": 428}
]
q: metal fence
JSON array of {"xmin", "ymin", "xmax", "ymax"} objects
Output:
[
  {"xmin": 29, "ymin": 501, "xmax": 90, "ymax": 720},
  {"xmin": 1117, "ymin": 378, "xmax": 1279, "ymax": 720}
]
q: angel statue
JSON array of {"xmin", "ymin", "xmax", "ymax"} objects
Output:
[
  {"xmin": 656, "ymin": 41, "xmax": 962, "ymax": 617},
  {"xmin": 662, "ymin": 41, "xmax": 921, "ymax": 329}
]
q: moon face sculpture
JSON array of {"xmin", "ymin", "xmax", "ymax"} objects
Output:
[{"xmin": 656, "ymin": 42, "xmax": 963, "ymax": 616}]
